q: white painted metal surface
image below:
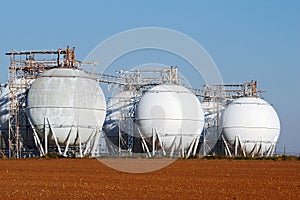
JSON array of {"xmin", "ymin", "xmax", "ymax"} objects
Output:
[
  {"xmin": 103, "ymin": 90, "xmax": 137, "ymax": 151},
  {"xmin": 221, "ymin": 97, "xmax": 280, "ymax": 155},
  {"xmin": 26, "ymin": 68, "xmax": 106, "ymax": 145},
  {"xmin": 0, "ymin": 79, "xmax": 32, "ymax": 128},
  {"xmin": 104, "ymin": 91, "xmax": 136, "ymax": 137},
  {"xmin": 0, "ymin": 84, "xmax": 10, "ymax": 128},
  {"xmin": 135, "ymin": 84, "xmax": 204, "ymax": 152}
]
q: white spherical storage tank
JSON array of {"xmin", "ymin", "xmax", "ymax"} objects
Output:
[
  {"xmin": 135, "ymin": 84, "xmax": 204, "ymax": 153},
  {"xmin": 221, "ymin": 97, "xmax": 280, "ymax": 155},
  {"xmin": 26, "ymin": 68, "xmax": 106, "ymax": 145}
]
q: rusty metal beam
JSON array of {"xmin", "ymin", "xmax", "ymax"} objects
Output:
[{"xmin": 5, "ymin": 49, "xmax": 71, "ymax": 56}]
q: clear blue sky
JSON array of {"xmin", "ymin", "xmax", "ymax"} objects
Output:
[{"xmin": 0, "ymin": 0, "xmax": 299, "ymax": 154}]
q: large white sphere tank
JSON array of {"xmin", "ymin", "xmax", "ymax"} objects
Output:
[
  {"xmin": 26, "ymin": 68, "xmax": 106, "ymax": 145},
  {"xmin": 221, "ymin": 97, "xmax": 280, "ymax": 155},
  {"xmin": 135, "ymin": 84, "xmax": 204, "ymax": 151}
]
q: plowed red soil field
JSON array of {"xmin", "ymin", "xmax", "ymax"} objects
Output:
[{"xmin": 0, "ymin": 158, "xmax": 299, "ymax": 199}]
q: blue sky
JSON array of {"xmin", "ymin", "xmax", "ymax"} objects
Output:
[{"xmin": 0, "ymin": 0, "xmax": 299, "ymax": 154}]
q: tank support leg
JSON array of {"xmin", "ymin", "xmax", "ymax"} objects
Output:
[
  {"xmin": 193, "ymin": 135, "xmax": 199, "ymax": 157},
  {"xmin": 186, "ymin": 136, "xmax": 197, "ymax": 158},
  {"xmin": 46, "ymin": 118, "xmax": 62, "ymax": 155},
  {"xmin": 237, "ymin": 135, "xmax": 246, "ymax": 157},
  {"xmin": 137, "ymin": 128, "xmax": 151, "ymax": 158},
  {"xmin": 152, "ymin": 129, "xmax": 156, "ymax": 157},
  {"xmin": 28, "ymin": 118, "xmax": 45, "ymax": 157},
  {"xmin": 251, "ymin": 142, "xmax": 258, "ymax": 158},
  {"xmin": 169, "ymin": 137, "xmax": 177, "ymax": 157},
  {"xmin": 267, "ymin": 136, "xmax": 278, "ymax": 157},
  {"xmin": 221, "ymin": 135, "xmax": 232, "ymax": 157},
  {"xmin": 260, "ymin": 138, "xmax": 263, "ymax": 157},
  {"xmin": 154, "ymin": 129, "xmax": 166, "ymax": 156},
  {"xmin": 270, "ymin": 143, "xmax": 276, "ymax": 156},
  {"xmin": 83, "ymin": 129, "xmax": 95, "ymax": 156},
  {"xmin": 73, "ymin": 127, "xmax": 83, "ymax": 158},
  {"xmin": 44, "ymin": 117, "xmax": 48, "ymax": 154},
  {"xmin": 77, "ymin": 128, "xmax": 83, "ymax": 158},
  {"xmin": 234, "ymin": 135, "xmax": 238, "ymax": 156},
  {"xmin": 181, "ymin": 130, "xmax": 184, "ymax": 158},
  {"xmin": 63, "ymin": 127, "xmax": 73, "ymax": 157}
]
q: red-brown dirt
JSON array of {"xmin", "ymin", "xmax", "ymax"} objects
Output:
[{"xmin": 0, "ymin": 158, "xmax": 299, "ymax": 199}]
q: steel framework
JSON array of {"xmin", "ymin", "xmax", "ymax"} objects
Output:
[{"xmin": 5, "ymin": 47, "xmax": 78, "ymax": 158}]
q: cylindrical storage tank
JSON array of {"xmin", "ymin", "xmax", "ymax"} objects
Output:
[
  {"xmin": 221, "ymin": 97, "xmax": 280, "ymax": 155},
  {"xmin": 135, "ymin": 84, "xmax": 204, "ymax": 152},
  {"xmin": 26, "ymin": 68, "xmax": 106, "ymax": 145}
]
